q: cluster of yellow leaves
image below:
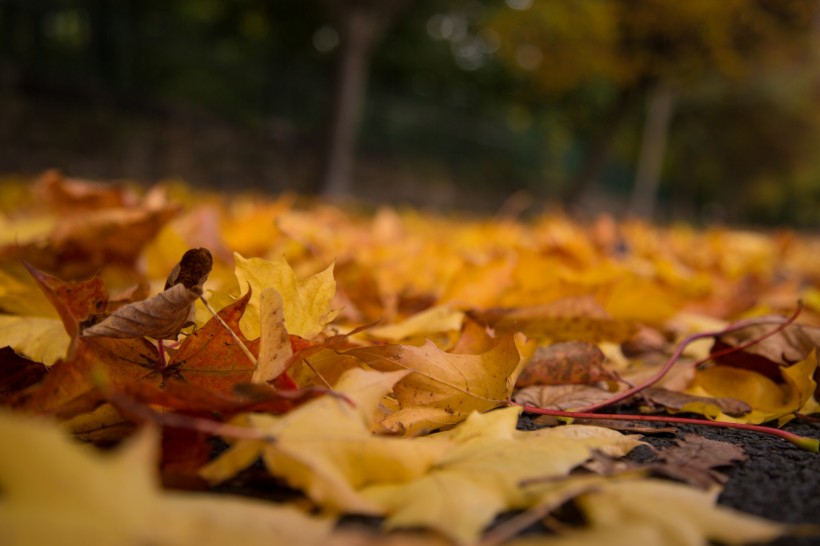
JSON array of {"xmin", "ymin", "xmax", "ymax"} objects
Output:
[{"xmin": 1, "ymin": 172, "xmax": 818, "ymax": 545}]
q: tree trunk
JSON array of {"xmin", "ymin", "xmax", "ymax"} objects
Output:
[
  {"xmin": 562, "ymin": 81, "xmax": 649, "ymax": 210},
  {"xmin": 628, "ymin": 83, "xmax": 676, "ymax": 219},
  {"xmin": 319, "ymin": 7, "xmax": 376, "ymax": 198},
  {"xmin": 317, "ymin": 0, "xmax": 409, "ymax": 198}
]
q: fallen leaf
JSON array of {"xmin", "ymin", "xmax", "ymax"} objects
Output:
[
  {"xmin": 0, "ymin": 315, "xmax": 71, "ymax": 366},
  {"xmin": 25, "ymin": 262, "xmax": 108, "ymax": 341},
  {"xmin": 471, "ymin": 296, "xmax": 636, "ymax": 343},
  {"xmin": 513, "ymin": 384, "xmax": 614, "ymax": 411},
  {"xmin": 713, "ymin": 322, "xmax": 820, "ymax": 381},
  {"xmin": 34, "ymin": 169, "xmax": 139, "ymax": 212},
  {"xmin": 648, "ymin": 433, "xmax": 747, "ymax": 489},
  {"xmin": 233, "ymin": 253, "xmax": 339, "ymax": 339},
  {"xmin": 345, "ymin": 334, "xmax": 522, "ymax": 435},
  {"xmin": 360, "ymin": 406, "xmax": 642, "ymax": 544},
  {"xmin": 252, "ymin": 287, "xmax": 293, "ymax": 383},
  {"xmin": 0, "ymin": 347, "xmax": 47, "ymax": 402},
  {"xmin": 503, "ymin": 479, "xmax": 784, "ymax": 546},
  {"xmin": 515, "ymin": 341, "xmax": 617, "ymax": 388},
  {"xmin": 641, "ymin": 387, "xmax": 751, "ymax": 418},
  {"xmin": 687, "ymin": 349, "xmax": 818, "ymax": 424},
  {"xmin": 366, "ymin": 304, "xmax": 465, "ymax": 341},
  {"xmin": 81, "ymin": 283, "xmax": 201, "ymax": 340},
  {"xmin": 82, "ymin": 248, "xmax": 212, "ymax": 340},
  {"xmin": 0, "ymin": 409, "xmax": 333, "ymax": 546},
  {"xmin": 201, "ymin": 368, "xmax": 451, "ymax": 513}
]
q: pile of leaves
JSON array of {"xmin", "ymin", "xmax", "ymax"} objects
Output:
[{"xmin": 1, "ymin": 171, "xmax": 819, "ymax": 546}]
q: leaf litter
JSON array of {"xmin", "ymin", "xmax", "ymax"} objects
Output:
[{"xmin": 0, "ymin": 171, "xmax": 818, "ymax": 545}]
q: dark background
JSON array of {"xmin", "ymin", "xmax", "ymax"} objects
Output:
[{"xmin": 2, "ymin": 0, "xmax": 820, "ymax": 226}]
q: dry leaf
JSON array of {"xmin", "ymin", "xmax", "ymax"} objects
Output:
[
  {"xmin": 201, "ymin": 368, "xmax": 451, "ymax": 513},
  {"xmin": 233, "ymin": 252, "xmax": 338, "ymax": 340},
  {"xmin": 360, "ymin": 407, "xmax": 642, "ymax": 544},
  {"xmin": 471, "ymin": 296, "xmax": 636, "ymax": 343},
  {"xmin": 649, "ymin": 433, "xmax": 747, "ymax": 488},
  {"xmin": 345, "ymin": 334, "xmax": 522, "ymax": 435},
  {"xmin": 515, "ymin": 341, "xmax": 617, "ymax": 388},
  {"xmin": 0, "ymin": 410, "xmax": 333, "ymax": 546},
  {"xmin": 513, "ymin": 384, "xmax": 615, "ymax": 411},
  {"xmin": 641, "ymin": 387, "xmax": 751, "ymax": 417},
  {"xmin": 83, "ymin": 248, "xmax": 212, "ymax": 340},
  {"xmin": 505, "ymin": 478, "xmax": 784, "ymax": 546}
]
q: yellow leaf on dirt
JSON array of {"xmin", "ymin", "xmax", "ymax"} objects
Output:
[
  {"xmin": 361, "ymin": 406, "xmax": 642, "ymax": 544},
  {"xmin": 687, "ymin": 349, "xmax": 818, "ymax": 424},
  {"xmin": 506, "ymin": 479, "xmax": 784, "ymax": 546},
  {"xmin": 346, "ymin": 334, "xmax": 522, "ymax": 435},
  {"xmin": 233, "ymin": 252, "xmax": 338, "ymax": 339},
  {"xmin": 200, "ymin": 368, "xmax": 452, "ymax": 513},
  {"xmin": 0, "ymin": 410, "xmax": 333, "ymax": 546}
]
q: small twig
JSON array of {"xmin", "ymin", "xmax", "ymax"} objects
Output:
[
  {"xmin": 575, "ymin": 304, "xmax": 803, "ymax": 413},
  {"xmin": 303, "ymin": 357, "xmax": 334, "ymax": 391},
  {"xmin": 512, "ymin": 402, "xmax": 819, "ymax": 452},
  {"xmin": 200, "ymin": 295, "xmax": 258, "ymax": 367}
]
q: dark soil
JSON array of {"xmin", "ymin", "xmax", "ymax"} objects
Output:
[{"xmin": 625, "ymin": 419, "xmax": 820, "ymax": 546}]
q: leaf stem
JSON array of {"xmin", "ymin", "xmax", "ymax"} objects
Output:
[
  {"xmin": 512, "ymin": 402, "xmax": 819, "ymax": 452},
  {"xmin": 199, "ymin": 295, "xmax": 258, "ymax": 367},
  {"xmin": 574, "ymin": 304, "xmax": 803, "ymax": 413}
]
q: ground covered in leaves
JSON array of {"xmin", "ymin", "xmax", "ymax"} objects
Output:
[{"xmin": 1, "ymin": 171, "xmax": 819, "ymax": 546}]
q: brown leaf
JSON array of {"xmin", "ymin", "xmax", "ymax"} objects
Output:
[
  {"xmin": 35, "ymin": 169, "xmax": 139, "ymax": 212},
  {"xmin": 18, "ymin": 335, "xmax": 160, "ymax": 413},
  {"xmin": 25, "ymin": 262, "xmax": 108, "ymax": 340},
  {"xmin": 0, "ymin": 347, "xmax": 48, "ymax": 403},
  {"xmin": 164, "ymin": 290, "xmax": 258, "ymax": 395},
  {"xmin": 513, "ymin": 384, "xmax": 614, "ymax": 411},
  {"xmin": 82, "ymin": 248, "xmax": 212, "ymax": 340},
  {"xmin": 515, "ymin": 341, "xmax": 617, "ymax": 388},
  {"xmin": 713, "ymin": 322, "xmax": 820, "ymax": 381},
  {"xmin": 649, "ymin": 433, "xmax": 747, "ymax": 489},
  {"xmin": 82, "ymin": 284, "xmax": 200, "ymax": 340},
  {"xmin": 641, "ymin": 387, "xmax": 751, "ymax": 417},
  {"xmin": 163, "ymin": 248, "xmax": 214, "ymax": 291}
]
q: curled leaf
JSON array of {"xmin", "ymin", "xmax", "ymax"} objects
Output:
[
  {"xmin": 83, "ymin": 248, "xmax": 212, "ymax": 340},
  {"xmin": 82, "ymin": 283, "xmax": 200, "ymax": 340}
]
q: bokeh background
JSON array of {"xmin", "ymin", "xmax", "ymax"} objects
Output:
[{"xmin": 2, "ymin": 0, "xmax": 819, "ymax": 226}]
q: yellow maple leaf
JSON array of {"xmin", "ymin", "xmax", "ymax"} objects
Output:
[
  {"xmin": 200, "ymin": 368, "xmax": 453, "ymax": 513},
  {"xmin": 346, "ymin": 334, "xmax": 523, "ymax": 435},
  {"xmin": 361, "ymin": 406, "xmax": 642, "ymax": 544},
  {"xmin": 0, "ymin": 410, "xmax": 333, "ymax": 546},
  {"xmin": 505, "ymin": 479, "xmax": 785, "ymax": 546},
  {"xmin": 233, "ymin": 252, "xmax": 339, "ymax": 340}
]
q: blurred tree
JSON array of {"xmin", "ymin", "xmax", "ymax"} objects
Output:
[
  {"xmin": 315, "ymin": 0, "xmax": 411, "ymax": 197},
  {"xmin": 485, "ymin": 0, "xmax": 820, "ymax": 215}
]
